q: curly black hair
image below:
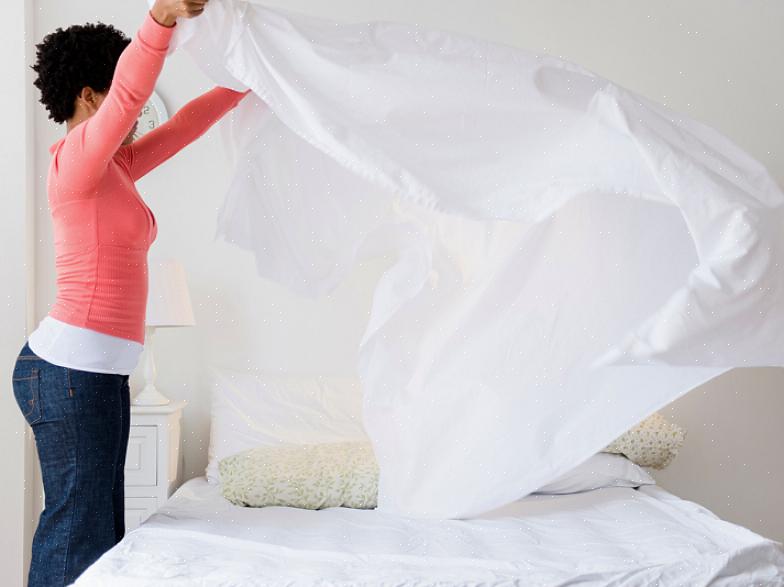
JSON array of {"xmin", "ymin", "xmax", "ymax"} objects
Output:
[{"xmin": 31, "ymin": 22, "xmax": 131, "ymax": 124}]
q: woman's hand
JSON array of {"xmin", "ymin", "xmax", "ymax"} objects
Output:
[{"xmin": 150, "ymin": 0, "xmax": 210, "ymax": 27}]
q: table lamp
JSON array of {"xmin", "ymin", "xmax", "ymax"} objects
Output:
[{"xmin": 133, "ymin": 259, "xmax": 196, "ymax": 406}]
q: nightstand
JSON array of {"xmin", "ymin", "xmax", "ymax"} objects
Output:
[{"xmin": 124, "ymin": 400, "xmax": 186, "ymax": 532}]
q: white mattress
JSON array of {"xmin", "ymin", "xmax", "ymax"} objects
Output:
[{"xmin": 75, "ymin": 477, "xmax": 784, "ymax": 586}]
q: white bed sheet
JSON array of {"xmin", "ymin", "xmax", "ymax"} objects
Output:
[
  {"xmin": 147, "ymin": 0, "xmax": 784, "ymax": 519},
  {"xmin": 75, "ymin": 477, "xmax": 784, "ymax": 586}
]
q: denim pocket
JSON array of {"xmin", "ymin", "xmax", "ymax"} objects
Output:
[{"xmin": 12, "ymin": 367, "xmax": 43, "ymax": 426}]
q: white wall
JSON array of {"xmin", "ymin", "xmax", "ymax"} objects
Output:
[
  {"xmin": 653, "ymin": 368, "xmax": 784, "ymax": 543},
  {"xmin": 1, "ymin": 1, "xmax": 36, "ymax": 586},
  {"xmin": 25, "ymin": 5, "xmax": 784, "ymax": 576}
]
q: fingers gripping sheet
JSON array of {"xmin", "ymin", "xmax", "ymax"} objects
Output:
[{"xmin": 154, "ymin": 0, "xmax": 784, "ymax": 518}]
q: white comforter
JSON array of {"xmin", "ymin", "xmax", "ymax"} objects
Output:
[{"xmin": 74, "ymin": 477, "xmax": 784, "ymax": 586}]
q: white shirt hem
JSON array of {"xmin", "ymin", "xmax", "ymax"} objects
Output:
[{"xmin": 28, "ymin": 316, "xmax": 144, "ymax": 376}]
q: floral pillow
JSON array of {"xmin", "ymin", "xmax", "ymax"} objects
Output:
[
  {"xmin": 603, "ymin": 411, "xmax": 685, "ymax": 469},
  {"xmin": 220, "ymin": 441, "xmax": 378, "ymax": 509}
]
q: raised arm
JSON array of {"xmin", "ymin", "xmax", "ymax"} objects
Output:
[
  {"xmin": 127, "ymin": 87, "xmax": 253, "ymax": 181},
  {"xmin": 56, "ymin": 11, "xmax": 176, "ymax": 193}
]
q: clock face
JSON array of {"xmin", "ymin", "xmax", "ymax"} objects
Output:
[{"xmin": 132, "ymin": 91, "xmax": 169, "ymax": 141}]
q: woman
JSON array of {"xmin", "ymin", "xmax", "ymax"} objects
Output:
[{"xmin": 13, "ymin": 1, "xmax": 251, "ymax": 584}]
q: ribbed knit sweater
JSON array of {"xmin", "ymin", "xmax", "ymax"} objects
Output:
[{"xmin": 45, "ymin": 11, "xmax": 249, "ymax": 344}]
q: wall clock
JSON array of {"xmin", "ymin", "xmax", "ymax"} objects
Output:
[{"xmin": 133, "ymin": 90, "xmax": 169, "ymax": 141}]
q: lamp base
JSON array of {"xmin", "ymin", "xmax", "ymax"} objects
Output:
[
  {"xmin": 132, "ymin": 384, "xmax": 171, "ymax": 406},
  {"xmin": 132, "ymin": 326, "xmax": 171, "ymax": 406}
]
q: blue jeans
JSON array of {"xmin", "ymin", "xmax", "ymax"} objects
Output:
[{"xmin": 12, "ymin": 342, "xmax": 131, "ymax": 587}]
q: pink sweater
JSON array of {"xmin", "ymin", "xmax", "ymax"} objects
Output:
[{"xmin": 46, "ymin": 11, "xmax": 250, "ymax": 344}]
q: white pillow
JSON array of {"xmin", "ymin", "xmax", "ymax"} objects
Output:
[
  {"xmin": 534, "ymin": 452, "xmax": 654, "ymax": 495},
  {"xmin": 206, "ymin": 367, "xmax": 368, "ymax": 484},
  {"xmin": 206, "ymin": 367, "xmax": 658, "ymax": 491},
  {"xmin": 218, "ymin": 441, "xmax": 651, "ymax": 511}
]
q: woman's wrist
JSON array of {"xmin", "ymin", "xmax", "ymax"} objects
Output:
[{"xmin": 149, "ymin": 7, "xmax": 177, "ymax": 28}]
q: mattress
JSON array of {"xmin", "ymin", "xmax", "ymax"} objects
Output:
[{"xmin": 74, "ymin": 476, "xmax": 784, "ymax": 586}]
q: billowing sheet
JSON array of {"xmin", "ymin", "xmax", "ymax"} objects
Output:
[
  {"xmin": 74, "ymin": 477, "xmax": 784, "ymax": 585},
  {"xmin": 150, "ymin": 0, "xmax": 784, "ymax": 518}
]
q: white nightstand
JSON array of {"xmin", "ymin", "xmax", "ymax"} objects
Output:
[{"xmin": 124, "ymin": 400, "xmax": 186, "ymax": 532}]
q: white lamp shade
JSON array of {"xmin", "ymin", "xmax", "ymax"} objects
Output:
[{"xmin": 146, "ymin": 259, "xmax": 196, "ymax": 327}]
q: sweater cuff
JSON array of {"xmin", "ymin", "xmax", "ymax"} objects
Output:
[{"xmin": 141, "ymin": 10, "xmax": 176, "ymax": 50}]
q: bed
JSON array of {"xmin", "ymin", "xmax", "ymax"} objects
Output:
[{"xmin": 74, "ymin": 475, "xmax": 784, "ymax": 586}]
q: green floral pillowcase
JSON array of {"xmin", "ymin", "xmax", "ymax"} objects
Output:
[
  {"xmin": 603, "ymin": 412, "xmax": 685, "ymax": 469},
  {"xmin": 219, "ymin": 441, "xmax": 379, "ymax": 509}
]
